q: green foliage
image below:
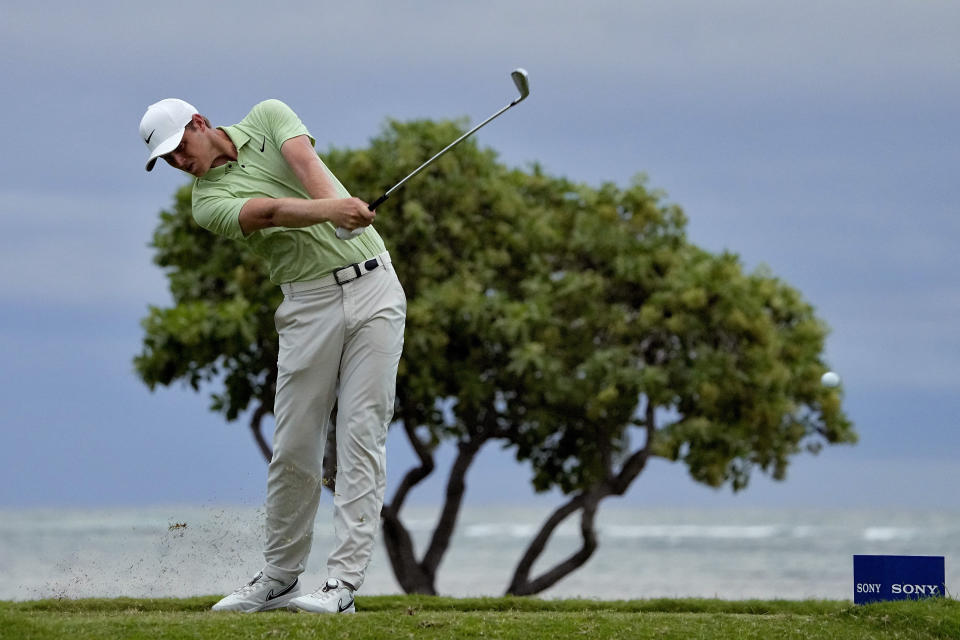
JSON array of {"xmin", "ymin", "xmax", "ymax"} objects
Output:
[
  {"xmin": 135, "ymin": 187, "xmax": 281, "ymax": 420},
  {"xmin": 135, "ymin": 117, "xmax": 854, "ymax": 498},
  {"xmin": 640, "ymin": 247, "xmax": 853, "ymax": 490}
]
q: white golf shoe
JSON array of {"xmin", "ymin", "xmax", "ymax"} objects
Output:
[
  {"xmin": 211, "ymin": 571, "xmax": 301, "ymax": 612},
  {"xmin": 288, "ymin": 577, "xmax": 356, "ymax": 614}
]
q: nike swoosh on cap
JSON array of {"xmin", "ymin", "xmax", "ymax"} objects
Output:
[{"xmin": 145, "ymin": 129, "xmax": 156, "ymax": 144}]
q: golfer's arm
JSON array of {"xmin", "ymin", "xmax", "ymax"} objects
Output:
[
  {"xmin": 238, "ymin": 135, "xmax": 343, "ymax": 235},
  {"xmin": 282, "ymin": 134, "xmax": 340, "ymax": 199},
  {"xmin": 238, "ymin": 198, "xmax": 338, "ymax": 235}
]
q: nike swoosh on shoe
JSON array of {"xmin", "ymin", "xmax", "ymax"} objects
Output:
[{"xmin": 266, "ymin": 579, "xmax": 298, "ymax": 601}]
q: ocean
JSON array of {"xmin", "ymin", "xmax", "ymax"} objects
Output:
[{"xmin": 0, "ymin": 505, "xmax": 956, "ymax": 602}]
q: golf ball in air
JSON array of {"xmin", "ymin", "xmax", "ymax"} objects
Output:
[{"xmin": 821, "ymin": 371, "xmax": 841, "ymax": 388}]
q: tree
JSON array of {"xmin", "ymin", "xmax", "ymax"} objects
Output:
[{"xmin": 135, "ymin": 118, "xmax": 854, "ymax": 597}]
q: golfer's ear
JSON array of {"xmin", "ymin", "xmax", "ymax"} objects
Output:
[{"xmin": 191, "ymin": 113, "xmax": 208, "ymax": 130}]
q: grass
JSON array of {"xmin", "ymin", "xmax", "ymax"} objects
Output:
[{"xmin": 2, "ymin": 595, "xmax": 959, "ymax": 639}]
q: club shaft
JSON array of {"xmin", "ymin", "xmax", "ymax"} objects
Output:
[{"xmin": 368, "ymin": 98, "xmax": 522, "ymax": 210}]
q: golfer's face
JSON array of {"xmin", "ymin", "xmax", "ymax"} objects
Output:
[{"xmin": 163, "ymin": 125, "xmax": 205, "ymax": 177}]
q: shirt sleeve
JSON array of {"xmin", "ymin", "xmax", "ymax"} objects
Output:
[
  {"xmin": 253, "ymin": 99, "xmax": 316, "ymax": 148},
  {"xmin": 192, "ymin": 188, "xmax": 248, "ymax": 241}
]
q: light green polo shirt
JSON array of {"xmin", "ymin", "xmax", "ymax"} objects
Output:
[{"xmin": 191, "ymin": 99, "xmax": 386, "ymax": 284}]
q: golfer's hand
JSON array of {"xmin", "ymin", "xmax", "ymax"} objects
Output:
[{"xmin": 330, "ymin": 197, "xmax": 375, "ymax": 231}]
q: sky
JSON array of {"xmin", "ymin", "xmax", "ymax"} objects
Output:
[{"xmin": 0, "ymin": 0, "xmax": 958, "ymax": 512}]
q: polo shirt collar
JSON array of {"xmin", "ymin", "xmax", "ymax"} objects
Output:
[
  {"xmin": 220, "ymin": 124, "xmax": 251, "ymax": 152},
  {"xmin": 198, "ymin": 127, "xmax": 249, "ymax": 182}
]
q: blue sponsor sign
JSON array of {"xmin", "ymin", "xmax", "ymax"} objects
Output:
[{"xmin": 853, "ymin": 555, "xmax": 945, "ymax": 605}]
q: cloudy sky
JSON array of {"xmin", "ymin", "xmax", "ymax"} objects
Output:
[{"xmin": 1, "ymin": 0, "xmax": 957, "ymax": 511}]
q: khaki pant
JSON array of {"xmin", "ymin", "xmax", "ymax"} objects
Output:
[{"xmin": 263, "ymin": 252, "xmax": 405, "ymax": 590}]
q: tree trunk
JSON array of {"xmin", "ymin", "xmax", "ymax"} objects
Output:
[
  {"xmin": 380, "ymin": 418, "xmax": 439, "ymax": 594},
  {"xmin": 506, "ymin": 491, "xmax": 600, "ymax": 596},
  {"xmin": 381, "ymin": 505, "xmax": 437, "ymax": 594},
  {"xmin": 506, "ymin": 407, "xmax": 657, "ymax": 596},
  {"xmin": 380, "ymin": 410, "xmax": 488, "ymax": 595},
  {"xmin": 322, "ymin": 405, "xmax": 337, "ymax": 492},
  {"xmin": 421, "ymin": 439, "xmax": 482, "ymax": 578}
]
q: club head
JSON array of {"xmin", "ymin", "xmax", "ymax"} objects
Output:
[{"xmin": 511, "ymin": 68, "xmax": 530, "ymax": 104}]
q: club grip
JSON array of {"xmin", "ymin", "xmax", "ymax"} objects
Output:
[
  {"xmin": 336, "ymin": 194, "xmax": 388, "ymax": 240},
  {"xmin": 368, "ymin": 194, "xmax": 389, "ymax": 210},
  {"xmin": 335, "ymin": 226, "xmax": 366, "ymax": 240}
]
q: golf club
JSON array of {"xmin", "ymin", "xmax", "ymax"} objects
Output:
[{"xmin": 336, "ymin": 68, "xmax": 530, "ymax": 239}]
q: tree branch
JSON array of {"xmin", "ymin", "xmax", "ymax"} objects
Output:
[
  {"xmin": 322, "ymin": 408, "xmax": 337, "ymax": 493},
  {"xmin": 386, "ymin": 419, "xmax": 436, "ymax": 513},
  {"xmin": 379, "ymin": 404, "xmax": 442, "ymax": 595},
  {"xmin": 422, "ymin": 437, "xmax": 483, "ymax": 575},
  {"xmin": 513, "ymin": 496, "xmax": 600, "ymax": 596},
  {"xmin": 508, "ymin": 404, "xmax": 659, "ymax": 596},
  {"xmin": 249, "ymin": 403, "xmax": 272, "ymax": 462},
  {"xmin": 605, "ymin": 399, "xmax": 657, "ymax": 495},
  {"xmin": 506, "ymin": 492, "xmax": 590, "ymax": 595},
  {"xmin": 380, "ymin": 504, "xmax": 436, "ymax": 594}
]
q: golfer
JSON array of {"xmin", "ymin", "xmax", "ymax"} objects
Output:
[{"xmin": 139, "ymin": 98, "xmax": 406, "ymax": 614}]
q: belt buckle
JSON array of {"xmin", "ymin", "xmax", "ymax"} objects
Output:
[{"xmin": 334, "ymin": 263, "xmax": 362, "ymax": 286}]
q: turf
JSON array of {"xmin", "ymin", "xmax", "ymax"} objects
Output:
[{"xmin": 2, "ymin": 595, "xmax": 958, "ymax": 639}]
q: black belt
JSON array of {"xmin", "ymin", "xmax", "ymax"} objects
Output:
[
  {"xmin": 280, "ymin": 251, "xmax": 392, "ymax": 297},
  {"xmin": 333, "ymin": 256, "xmax": 383, "ymax": 285}
]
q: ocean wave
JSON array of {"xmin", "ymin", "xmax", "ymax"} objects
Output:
[
  {"xmin": 463, "ymin": 523, "xmax": 540, "ymax": 538},
  {"xmin": 458, "ymin": 523, "xmax": 784, "ymax": 540},
  {"xmin": 862, "ymin": 527, "xmax": 918, "ymax": 541},
  {"xmin": 602, "ymin": 525, "xmax": 781, "ymax": 540}
]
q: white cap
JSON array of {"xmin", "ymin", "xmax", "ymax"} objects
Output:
[{"xmin": 140, "ymin": 98, "xmax": 198, "ymax": 171}]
